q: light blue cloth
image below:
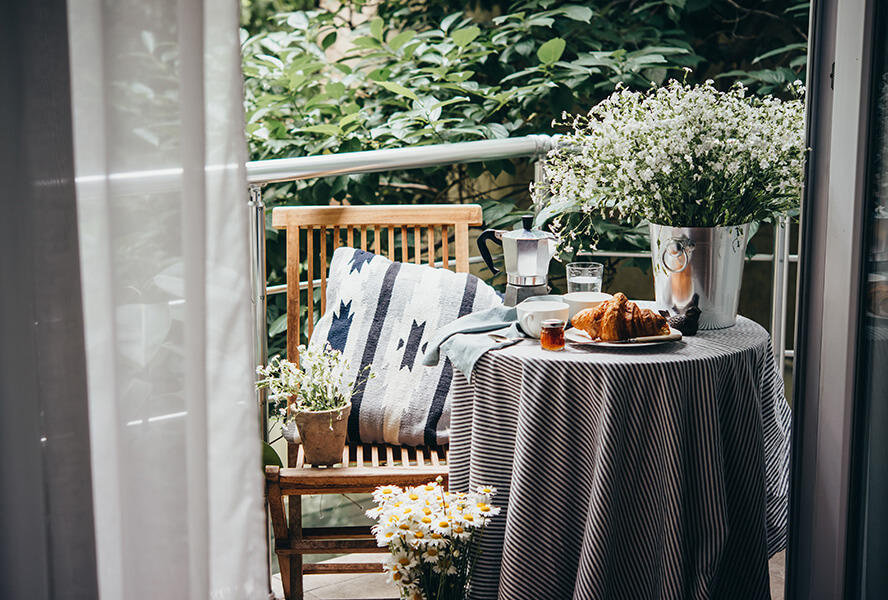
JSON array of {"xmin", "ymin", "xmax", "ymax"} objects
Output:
[{"xmin": 422, "ymin": 305, "xmax": 527, "ymax": 383}]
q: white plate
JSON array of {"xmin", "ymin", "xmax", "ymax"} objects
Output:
[{"xmin": 565, "ymin": 327, "xmax": 683, "ymax": 347}]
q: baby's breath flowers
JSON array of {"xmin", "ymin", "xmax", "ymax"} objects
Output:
[
  {"xmin": 536, "ymin": 79, "xmax": 806, "ymax": 239},
  {"xmin": 367, "ymin": 478, "xmax": 500, "ymax": 600},
  {"xmin": 256, "ymin": 342, "xmax": 367, "ymax": 418}
]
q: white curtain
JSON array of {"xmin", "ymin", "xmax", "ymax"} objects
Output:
[{"xmin": 66, "ymin": 1, "xmax": 267, "ymax": 598}]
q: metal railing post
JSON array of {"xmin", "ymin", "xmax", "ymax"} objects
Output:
[
  {"xmin": 533, "ymin": 157, "xmax": 548, "ymax": 207},
  {"xmin": 771, "ymin": 216, "xmax": 791, "ymax": 367},
  {"xmin": 249, "ymin": 184, "xmax": 269, "ymax": 439},
  {"xmin": 249, "ymin": 184, "xmax": 276, "ymax": 599}
]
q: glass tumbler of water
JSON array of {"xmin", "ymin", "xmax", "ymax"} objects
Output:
[{"xmin": 566, "ymin": 262, "xmax": 604, "ymax": 293}]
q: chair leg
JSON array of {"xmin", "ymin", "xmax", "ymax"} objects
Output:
[
  {"xmin": 279, "ymin": 554, "xmax": 290, "ymax": 600},
  {"xmin": 288, "ymin": 495, "xmax": 304, "ymax": 600}
]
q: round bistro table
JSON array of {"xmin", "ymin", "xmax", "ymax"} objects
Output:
[{"xmin": 448, "ymin": 316, "xmax": 791, "ymax": 600}]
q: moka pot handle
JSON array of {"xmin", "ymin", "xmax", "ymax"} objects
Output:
[{"xmin": 477, "ymin": 229, "xmax": 504, "ymax": 275}]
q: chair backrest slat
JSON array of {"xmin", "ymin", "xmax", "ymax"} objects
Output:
[
  {"xmin": 441, "ymin": 225, "xmax": 450, "ymax": 271},
  {"xmin": 427, "ymin": 227, "xmax": 434, "ymax": 267},
  {"xmin": 286, "ymin": 226, "xmax": 302, "ymax": 359},
  {"xmin": 320, "ymin": 227, "xmax": 328, "ymax": 316},
  {"xmin": 306, "ymin": 227, "xmax": 315, "ymax": 341},
  {"xmin": 400, "ymin": 227, "xmax": 408, "ymax": 263},
  {"xmin": 271, "ymin": 204, "xmax": 483, "ymax": 361},
  {"xmin": 413, "ymin": 226, "xmax": 421, "ymax": 265}
]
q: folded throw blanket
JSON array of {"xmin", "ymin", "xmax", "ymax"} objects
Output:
[{"xmin": 422, "ymin": 305, "xmax": 526, "ymax": 383}]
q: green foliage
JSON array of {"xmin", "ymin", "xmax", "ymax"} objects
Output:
[
  {"xmin": 241, "ymin": 0, "xmax": 809, "ymax": 350},
  {"xmin": 261, "ymin": 440, "xmax": 284, "ymax": 468}
]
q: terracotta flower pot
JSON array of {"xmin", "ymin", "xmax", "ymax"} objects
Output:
[{"xmin": 291, "ymin": 402, "xmax": 351, "ymax": 466}]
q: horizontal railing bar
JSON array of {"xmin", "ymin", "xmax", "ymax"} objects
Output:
[
  {"xmin": 264, "ymin": 252, "xmax": 798, "ymax": 296},
  {"xmin": 245, "ymin": 135, "xmax": 556, "ymax": 185},
  {"xmin": 586, "ymin": 251, "xmax": 799, "ymax": 262}
]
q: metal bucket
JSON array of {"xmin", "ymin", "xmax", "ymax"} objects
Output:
[{"xmin": 649, "ymin": 223, "xmax": 750, "ymax": 330}]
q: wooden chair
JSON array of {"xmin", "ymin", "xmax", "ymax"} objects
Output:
[{"xmin": 264, "ymin": 204, "xmax": 483, "ymax": 600}]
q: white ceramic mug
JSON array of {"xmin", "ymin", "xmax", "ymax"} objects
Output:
[
  {"xmin": 563, "ymin": 291, "xmax": 613, "ymax": 320},
  {"xmin": 517, "ymin": 300, "xmax": 569, "ymax": 338}
]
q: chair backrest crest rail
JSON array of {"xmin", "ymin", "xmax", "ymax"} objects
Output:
[{"xmin": 271, "ymin": 204, "xmax": 483, "ymax": 360}]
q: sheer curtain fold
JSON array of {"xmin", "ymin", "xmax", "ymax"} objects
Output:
[{"xmin": 67, "ymin": 1, "xmax": 266, "ymax": 598}]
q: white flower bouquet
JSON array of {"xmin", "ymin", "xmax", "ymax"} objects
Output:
[
  {"xmin": 255, "ymin": 343, "xmax": 361, "ymax": 417},
  {"xmin": 366, "ymin": 479, "xmax": 500, "ymax": 600},
  {"xmin": 536, "ymin": 79, "xmax": 806, "ymax": 238}
]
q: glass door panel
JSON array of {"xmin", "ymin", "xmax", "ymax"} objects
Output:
[{"xmin": 847, "ymin": 2, "xmax": 888, "ymax": 595}]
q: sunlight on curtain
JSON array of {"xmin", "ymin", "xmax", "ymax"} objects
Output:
[{"xmin": 66, "ymin": 1, "xmax": 266, "ymax": 598}]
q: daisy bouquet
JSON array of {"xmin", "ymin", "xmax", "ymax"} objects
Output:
[
  {"xmin": 366, "ymin": 479, "xmax": 500, "ymax": 600},
  {"xmin": 536, "ymin": 78, "xmax": 805, "ymax": 247}
]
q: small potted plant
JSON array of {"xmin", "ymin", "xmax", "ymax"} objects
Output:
[
  {"xmin": 366, "ymin": 477, "xmax": 501, "ymax": 600},
  {"xmin": 256, "ymin": 343, "xmax": 366, "ymax": 466}
]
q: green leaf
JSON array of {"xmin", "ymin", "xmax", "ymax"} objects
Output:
[
  {"xmin": 287, "ymin": 74, "xmax": 306, "ymax": 92},
  {"xmin": 481, "ymin": 197, "xmax": 517, "ymax": 225},
  {"xmin": 330, "ymin": 175, "xmax": 348, "ymax": 196},
  {"xmin": 537, "ymin": 38, "xmax": 566, "ymax": 64},
  {"xmin": 466, "ymin": 162, "xmax": 484, "ymax": 178},
  {"xmin": 269, "ymin": 313, "xmax": 287, "ymax": 336},
  {"xmin": 389, "ymin": 30, "xmax": 416, "ymax": 51},
  {"xmin": 560, "ymin": 6, "xmax": 595, "ymax": 22},
  {"xmin": 352, "ymin": 36, "xmax": 381, "ymax": 49},
  {"xmin": 526, "ymin": 15, "xmax": 555, "ymax": 27},
  {"xmin": 338, "ymin": 112, "xmax": 363, "ymax": 127},
  {"xmin": 430, "ymin": 96, "xmax": 469, "ymax": 110},
  {"xmin": 441, "ymin": 13, "xmax": 463, "ymax": 33},
  {"xmin": 302, "ymin": 124, "xmax": 342, "ymax": 136},
  {"xmin": 377, "ymin": 81, "xmax": 420, "ymax": 102},
  {"xmin": 752, "ymin": 43, "xmax": 807, "ymax": 64},
  {"xmin": 321, "ymin": 31, "xmax": 337, "ymax": 50},
  {"xmin": 367, "ymin": 68, "xmax": 392, "ymax": 82},
  {"xmin": 262, "ymin": 441, "xmax": 283, "ymax": 469},
  {"xmin": 369, "ymin": 17, "xmax": 384, "ymax": 41},
  {"xmin": 487, "ymin": 123, "xmax": 509, "ymax": 139},
  {"xmin": 452, "ymin": 26, "xmax": 481, "ymax": 48}
]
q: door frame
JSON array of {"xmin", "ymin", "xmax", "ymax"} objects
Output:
[{"xmin": 789, "ymin": 0, "xmax": 876, "ymax": 597}]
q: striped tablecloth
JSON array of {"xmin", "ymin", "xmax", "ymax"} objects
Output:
[{"xmin": 449, "ymin": 316, "xmax": 791, "ymax": 600}]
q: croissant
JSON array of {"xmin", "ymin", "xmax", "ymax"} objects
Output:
[{"xmin": 572, "ymin": 292, "xmax": 670, "ymax": 341}]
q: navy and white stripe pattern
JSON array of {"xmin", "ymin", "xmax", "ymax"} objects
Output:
[
  {"xmin": 449, "ymin": 317, "xmax": 791, "ymax": 600},
  {"xmin": 309, "ymin": 247, "xmax": 501, "ymax": 447}
]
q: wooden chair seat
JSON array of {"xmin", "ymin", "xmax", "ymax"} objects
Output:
[
  {"xmin": 264, "ymin": 204, "xmax": 481, "ymax": 599},
  {"xmin": 274, "ymin": 441, "xmax": 449, "ymax": 494}
]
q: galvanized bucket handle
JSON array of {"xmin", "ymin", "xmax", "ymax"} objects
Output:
[{"xmin": 661, "ymin": 237, "xmax": 696, "ymax": 274}]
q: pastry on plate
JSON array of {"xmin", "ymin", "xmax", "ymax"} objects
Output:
[{"xmin": 572, "ymin": 292, "xmax": 670, "ymax": 342}]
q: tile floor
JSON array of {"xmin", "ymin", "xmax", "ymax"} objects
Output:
[
  {"xmin": 271, "ymin": 555, "xmax": 396, "ymax": 600},
  {"xmin": 271, "ymin": 550, "xmax": 787, "ymax": 599}
]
